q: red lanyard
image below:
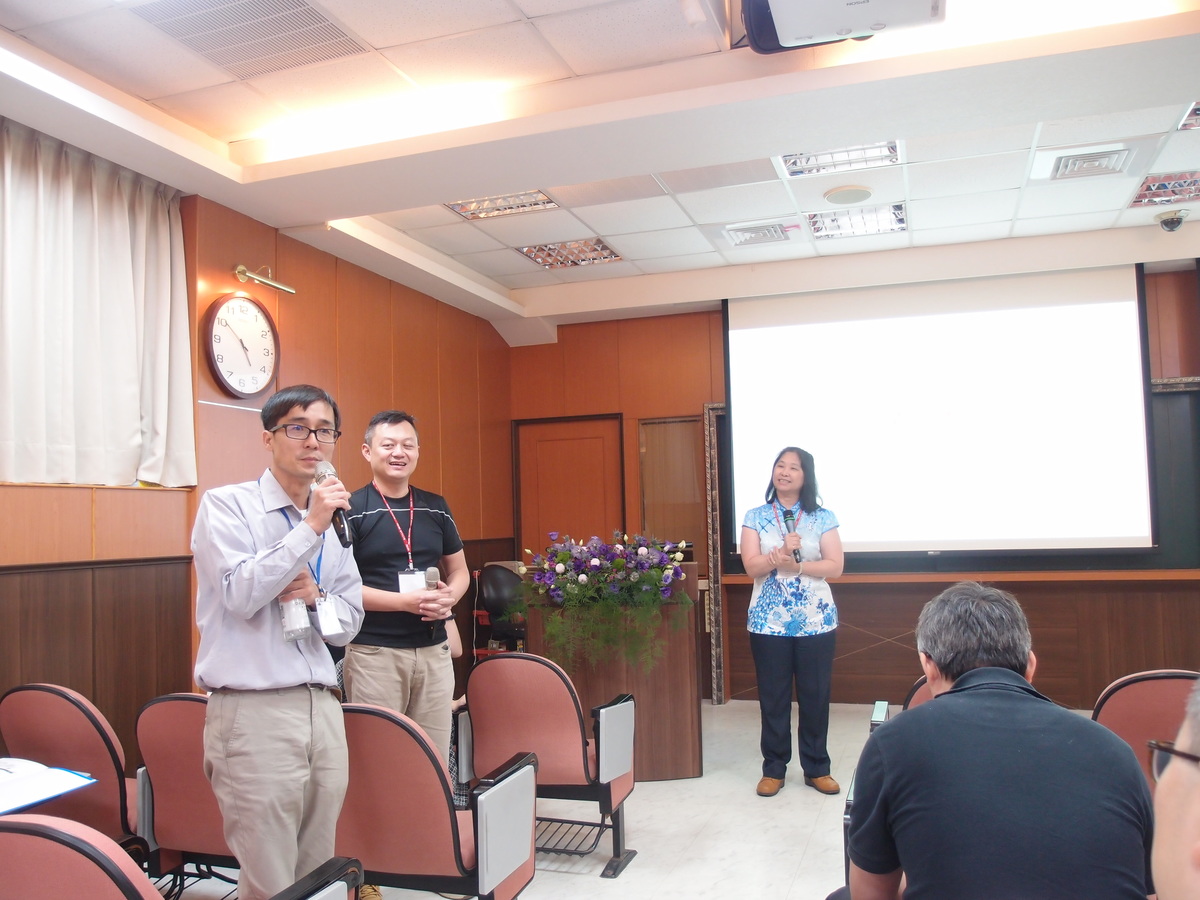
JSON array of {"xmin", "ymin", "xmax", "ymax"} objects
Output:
[{"xmin": 373, "ymin": 481, "xmax": 414, "ymax": 569}]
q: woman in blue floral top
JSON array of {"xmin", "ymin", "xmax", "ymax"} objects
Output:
[{"xmin": 741, "ymin": 446, "xmax": 844, "ymax": 798}]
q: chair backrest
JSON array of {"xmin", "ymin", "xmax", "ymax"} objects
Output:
[
  {"xmin": 0, "ymin": 683, "xmax": 134, "ymax": 839},
  {"xmin": 478, "ymin": 565, "xmax": 525, "ymax": 641},
  {"xmin": 902, "ymin": 675, "xmax": 933, "ymax": 710},
  {"xmin": 136, "ymin": 693, "xmax": 232, "ymax": 859},
  {"xmin": 336, "ymin": 704, "xmax": 472, "ymax": 878},
  {"xmin": 466, "ymin": 653, "xmax": 593, "ymax": 786},
  {"xmin": 1092, "ymin": 668, "xmax": 1200, "ymax": 790},
  {"xmin": 0, "ymin": 814, "xmax": 160, "ymax": 900}
]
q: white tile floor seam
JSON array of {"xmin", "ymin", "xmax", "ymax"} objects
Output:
[{"xmin": 170, "ymin": 700, "xmax": 874, "ymax": 900}]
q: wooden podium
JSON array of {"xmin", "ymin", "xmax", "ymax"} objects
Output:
[{"xmin": 524, "ymin": 563, "xmax": 703, "ymax": 781}]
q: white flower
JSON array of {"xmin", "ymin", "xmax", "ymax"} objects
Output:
[
  {"xmin": 590, "ymin": 558, "xmax": 601, "ymax": 568},
  {"xmin": 555, "ymin": 563, "xmax": 566, "ymax": 574},
  {"xmin": 678, "ymin": 540, "xmax": 687, "ymax": 550},
  {"xmin": 630, "ymin": 572, "xmax": 640, "ymax": 582},
  {"xmin": 578, "ymin": 573, "xmax": 588, "ymax": 584},
  {"xmin": 517, "ymin": 564, "xmax": 527, "ymax": 575},
  {"xmin": 679, "ymin": 571, "xmax": 687, "ymax": 580},
  {"xmin": 638, "ymin": 547, "xmax": 648, "ymax": 557},
  {"xmin": 613, "ymin": 544, "xmax": 623, "ymax": 552},
  {"xmin": 674, "ymin": 552, "xmax": 684, "ymax": 562}
]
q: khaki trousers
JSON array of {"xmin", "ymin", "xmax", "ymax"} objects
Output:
[
  {"xmin": 203, "ymin": 685, "xmax": 347, "ymax": 900},
  {"xmin": 344, "ymin": 642, "xmax": 454, "ymax": 763}
]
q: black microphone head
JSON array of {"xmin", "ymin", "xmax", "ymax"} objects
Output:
[{"xmin": 783, "ymin": 508, "xmax": 795, "ymax": 523}]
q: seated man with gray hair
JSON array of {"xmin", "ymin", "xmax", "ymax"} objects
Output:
[
  {"xmin": 1151, "ymin": 678, "xmax": 1200, "ymax": 900},
  {"xmin": 844, "ymin": 581, "xmax": 1153, "ymax": 900}
]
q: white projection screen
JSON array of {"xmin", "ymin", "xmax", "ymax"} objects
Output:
[{"xmin": 727, "ymin": 267, "xmax": 1154, "ymax": 555}]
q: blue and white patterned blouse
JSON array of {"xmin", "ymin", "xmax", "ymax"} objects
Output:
[{"xmin": 742, "ymin": 501, "xmax": 839, "ymax": 637}]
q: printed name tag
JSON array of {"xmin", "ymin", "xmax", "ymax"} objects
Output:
[{"xmin": 316, "ymin": 595, "xmax": 344, "ymax": 637}]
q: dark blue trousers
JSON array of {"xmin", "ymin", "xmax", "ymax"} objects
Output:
[{"xmin": 750, "ymin": 629, "xmax": 836, "ymax": 780}]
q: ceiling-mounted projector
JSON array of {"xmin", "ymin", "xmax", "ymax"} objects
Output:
[{"xmin": 743, "ymin": 0, "xmax": 946, "ymax": 54}]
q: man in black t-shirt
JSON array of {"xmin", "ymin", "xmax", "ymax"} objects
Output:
[
  {"xmin": 344, "ymin": 410, "xmax": 468, "ymax": 765},
  {"xmin": 845, "ymin": 582, "xmax": 1153, "ymax": 900}
]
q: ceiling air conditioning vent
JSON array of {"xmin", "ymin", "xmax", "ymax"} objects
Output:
[{"xmin": 725, "ymin": 222, "xmax": 794, "ymax": 246}]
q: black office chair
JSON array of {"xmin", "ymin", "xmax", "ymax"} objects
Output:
[{"xmin": 478, "ymin": 564, "xmax": 525, "ymax": 649}]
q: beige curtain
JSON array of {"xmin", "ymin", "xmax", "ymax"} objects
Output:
[{"xmin": 0, "ymin": 118, "xmax": 196, "ymax": 486}]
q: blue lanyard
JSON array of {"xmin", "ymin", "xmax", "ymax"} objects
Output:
[{"xmin": 277, "ymin": 507, "xmax": 323, "ymax": 587}]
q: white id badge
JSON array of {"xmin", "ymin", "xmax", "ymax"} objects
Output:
[
  {"xmin": 397, "ymin": 570, "xmax": 425, "ymax": 593},
  {"xmin": 315, "ymin": 594, "xmax": 344, "ymax": 637}
]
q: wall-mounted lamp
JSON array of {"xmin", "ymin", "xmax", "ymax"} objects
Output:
[{"xmin": 234, "ymin": 264, "xmax": 297, "ymax": 294}]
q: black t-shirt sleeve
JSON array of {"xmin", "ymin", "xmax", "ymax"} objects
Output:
[{"xmin": 847, "ymin": 733, "xmax": 902, "ymax": 875}]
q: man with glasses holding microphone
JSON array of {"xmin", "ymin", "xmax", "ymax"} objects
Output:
[{"xmin": 193, "ymin": 384, "xmax": 364, "ymax": 900}]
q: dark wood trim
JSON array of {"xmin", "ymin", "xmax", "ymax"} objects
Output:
[{"xmin": 0, "ymin": 556, "xmax": 192, "ymax": 575}]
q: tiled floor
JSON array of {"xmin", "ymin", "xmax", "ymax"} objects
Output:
[{"xmin": 174, "ymin": 700, "xmax": 874, "ymax": 900}]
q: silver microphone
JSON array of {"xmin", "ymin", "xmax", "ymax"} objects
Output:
[
  {"xmin": 313, "ymin": 461, "xmax": 353, "ymax": 548},
  {"xmin": 425, "ymin": 566, "xmax": 440, "ymax": 591}
]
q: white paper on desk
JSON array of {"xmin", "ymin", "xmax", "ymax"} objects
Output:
[{"xmin": 0, "ymin": 757, "xmax": 96, "ymax": 814}]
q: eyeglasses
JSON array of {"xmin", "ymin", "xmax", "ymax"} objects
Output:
[
  {"xmin": 270, "ymin": 424, "xmax": 341, "ymax": 444},
  {"xmin": 1147, "ymin": 739, "xmax": 1200, "ymax": 781}
]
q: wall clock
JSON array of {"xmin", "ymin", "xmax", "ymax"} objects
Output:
[{"xmin": 203, "ymin": 293, "xmax": 279, "ymax": 399}]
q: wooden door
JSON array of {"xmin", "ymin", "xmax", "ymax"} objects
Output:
[{"xmin": 516, "ymin": 417, "xmax": 623, "ymax": 559}]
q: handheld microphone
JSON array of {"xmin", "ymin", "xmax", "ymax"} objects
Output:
[
  {"xmin": 782, "ymin": 509, "xmax": 803, "ymax": 564},
  {"xmin": 313, "ymin": 461, "xmax": 353, "ymax": 548},
  {"xmin": 425, "ymin": 567, "xmax": 441, "ymax": 591}
]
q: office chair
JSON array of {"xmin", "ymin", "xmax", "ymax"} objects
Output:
[
  {"xmin": 0, "ymin": 682, "xmax": 146, "ymax": 863},
  {"xmin": 1092, "ymin": 668, "xmax": 1200, "ymax": 791},
  {"xmin": 136, "ymin": 693, "xmax": 238, "ymax": 896},
  {"xmin": 464, "ymin": 652, "xmax": 637, "ymax": 878},
  {"xmin": 336, "ymin": 703, "xmax": 538, "ymax": 900},
  {"xmin": 0, "ymin": 814, "xmax": 362, "ymax": 900}
]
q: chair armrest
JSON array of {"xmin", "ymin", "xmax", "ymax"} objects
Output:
[
  {"xmin": 472, "ymin": 752, "xmax": 538, "ymax": 896},
  {"xmin": 268, "ymin": 856, "xmax": 363, "ymax": 900},
  {"xmin": 869, "ymin": 700, "xmax": 889, "ymax": 732},
  {"xmin": 135, "ymin": 767, "xmax": 157, "ymax": 849},
  {"xmin": 592, "ymin": 694, "xmax": 635, "ymax": 784},
  {"xmin": 454, "ymin": 706, "xmax": 474, "ymax": 784}
]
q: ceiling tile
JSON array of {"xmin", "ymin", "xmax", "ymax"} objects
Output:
[
  {"xmin": 635, "ymin": 252, "xmax": 727, "ymax": 274},
  {"xmin": 554, "ymin": 259, "xmax": 643, "ymax": 281},
  {"xmin": 0, "ymin": 0, "xmax": 109, "ymax": 31},
  {"xmin": 318, "ymin": 0, "xmax": 522, "ymax": 48},
  {"xmin": 605, "ymin": 226, "xmax": 713, "ymax": 260},
  {"xmin": 1149, "ymin": 129, "xmax": 1200, "ymax": 173},
  {"xmin": 716, "ymin": 239, "xmax": 817, "ymax": 264},
  {"xmin": 1037, "ymin": 106, "xmax": 1183, "ymax": 148},
  {"xmin": 373, "ymin": 205, "xmax": 462, "ymax": 229},
  {"xmin": 152, "ymin": 82, "xmax": 290, "ymax": 142},
  {"xmin": 909, "ymin": 221, "xmax": 1014, "ymax": 246},
  {"xmin": 785, "ymin": 167, "xmax": 907, "ymax": 209},
  {"xmin": 905, "ymin": 124, "xmax": 1036, "ymax": 163},
  {"xmin": 573, "ymin": 196, "xmax": 691, "ymax": 235},
  {"xmin": 454, "ymin": 248, "xmax": 545, "ymax": 276},
  {"xmin": 546, "ymin": 175, "xmax": 665, "ymax": 207},
  {"xmin": 406, "ymin": 222, "xmax": 506, "ymax": 254},
  {"xmin": 512, "ymin": 0, "xmax": 610, "ymax": 15},
  {"xmin": 657, "ymin": 159, "xmax": 778, "ymax": 193},
  {"xmin": 20, "ymin": 9, "xmax": 234, "ymax": 100},
  {"xmin": 1113, "ymin": 203, "xmax": 1199, "ymax": 229},
  {"xmin": 1010, "ymin": 210, "xmax": 1122, "ymax": 237},
  {"xmin": 470, "ymin": 208, "xmax": 594, "ymax": 245},
  {"xmin": 813, "ymin": 231, "xmax": 912, "ymax": 255},
  {"xmin": 532, "ymin": 0, "xmax": 722, "ymax": 76},
  {"xmin": 907, "ymin": 189, "xmax": 1021, "ymax": 229},
  {"xmin": 245, "ymin": 53, "xmax": 412, "ymax": 112},
  {"xmin": 1016, "ymin": 177, "xmax": 1140, "ymax": 218},
  {"xmin": 907, "ymin": 152, "xmax": 1030, "ymax": 200},
  {"xmin": 493, "ymin": 270, "xmax": 564, "ymax": 288},
  {"xmin": 675, "ymin": 181, "xmax": 797, "ymax": 225},
  {"xmin": 381, "ymin": 22, "xmax": 572, "ymax": 88}
]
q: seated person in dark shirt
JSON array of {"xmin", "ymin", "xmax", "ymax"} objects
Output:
[{"xmin": 845, "ymin": 581, "xmax": 1153, "ymax": 900}]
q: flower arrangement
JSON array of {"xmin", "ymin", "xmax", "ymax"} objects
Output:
[{"xmin": 520, "ymin": 531, "xmax": 691, "ymax": 670}]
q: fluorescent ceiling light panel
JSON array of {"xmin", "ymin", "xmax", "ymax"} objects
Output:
[
  {"xmin": 778, "ymin": 142, "xmax": 900, "ymax": 177},
  {"xmin": 1130, "ymin": 172, "xmax": 1200, "ymax": 206},
  {"xmin": 806, "ymin": 204, "xmax": 907, "ymax": 239},
  {"xmin": 447, "ymin": 191, "xmax": 559, "ymax": 219},
  {"xmin": 1181, "ymin": 103, "xmax": 1200, "ymax": 131},
  {"xmin": 517, "ymin": 238, "xmax": 621, "ymax": 269}
]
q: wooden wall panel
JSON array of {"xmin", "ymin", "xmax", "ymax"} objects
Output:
[
  {"xmin": 195, "ymin": 400, "xmax": 268, "ymax": 496},
  {"xmin": 1146, "ymin": 268, "xmax": 1200, "ymax": 379},
  {"xmin": 438, "ymin": 305, "xmax": 483, "ymax": 540},
  {"xmin": 725, "ymin": 577, "xmax": 1200, "ymax": 709},
  {"xmin": 16, "ymin": 569, "xmax": 94, "ymax": 693},
  {"xmin": 707, "ymin": 310, "xmax": 726, "ymax": 403},
  {"xmin": 393, "ymin": 283, "xmax": 443, "ymax": 497},
  {"xmin": 510, "ymin": 342, "xmax": 564, "ymax": 420},
  {"xmin": 0, "ymin": 486, "xmax": 93, "ymax": 566},
  {"xmin": 559, "ymin": 321, "xmax": 622, "ymax": 418},
  {"xmin": 276, "ymin": 235, "xmax": 339, "ymax": 395},
  {"xmin": 93, "ymin": 488, "xmax": 190, "ymax": 560},
  {"xmin": 478, "ymin": 322, "xmax": 514, "ymax": 539},
  {"xmin": 617, "ymin": 312, "xmax": 716, "ymax": 419}
]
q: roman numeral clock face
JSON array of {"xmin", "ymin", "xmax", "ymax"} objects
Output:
[{"xmin": 204, "ymin": 293, "xmax": 279, "ymax": 399}]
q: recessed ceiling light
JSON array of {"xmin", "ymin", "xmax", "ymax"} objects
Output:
[
  {"xmin": 1180, "ymin": 102, "xmax": 1200, "ymax": 130},
  {"xmin": 778, "ymin": 142, "xmax": 900, "ymax": 177},
  {"xmin": 806, "ymin": 204, "xmax": 907, "ymax": 239},
  {"xmin": 447, "ymin": 191, "xmax": 559, "ymax": 219},
  {"xmin": 517, "ymin": 238, "xmax": 621, "ymax": 269},
  {"xmin": 823, "ymin": 186, "xmax": 874, "ymax": 205},
  {"xmin": 1130, "ymin": 172, "xmax": 1200, "ymax": 206}
]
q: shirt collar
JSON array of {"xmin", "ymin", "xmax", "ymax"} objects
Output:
[
  {"xmin": 945, "ymin": 666, "xmax": 1050, "ymax": 703},
  {"xmin": 259, "ymin": 467, "xmax": 301, "ymax": 514}
]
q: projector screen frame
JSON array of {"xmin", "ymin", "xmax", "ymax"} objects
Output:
[{"xmin": 718, "ymin": 265, "xmax": 1169, "ymax": 576}]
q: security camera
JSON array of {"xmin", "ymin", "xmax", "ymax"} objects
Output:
[{"xmin": 1155, "ymin": 210, "xmax": 1189, "ymax": 232}]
